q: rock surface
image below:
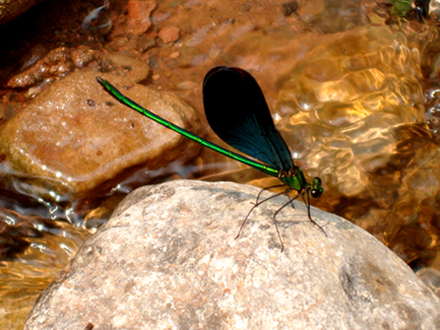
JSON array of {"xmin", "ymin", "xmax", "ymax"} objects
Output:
[
  {"xmin": 0, "ymin": 0, "xmax": 44, "ymax": 26},
  {"xmin": 0, "ymin": 71, "xmax": 202, "ymax": 203},
  {"xmin": 7, "ymin": 47, "xmax": 151, "ymax": 89},
  {"xmin": 25, "ymin": 180, "xmax": 440, "ymax": 329},
  {"xmin": 126, "ymin": 0, "xmax": 156, "ymax": 35}
]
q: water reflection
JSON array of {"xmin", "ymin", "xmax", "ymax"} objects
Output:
[
  {"xmin": 2, "ymin": 0, "xmax": 440, "ymax": 327},
  {"xmin": 0, "ymin": 207, "xmax": 91, "ymax": 326}
]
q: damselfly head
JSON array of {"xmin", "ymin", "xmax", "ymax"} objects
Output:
[{"xmin": 311, "ymin": 177, "xmax": 323, "ymax": 198}]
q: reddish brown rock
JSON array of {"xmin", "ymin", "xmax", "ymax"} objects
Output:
[
  {"xmin": 126, "ymin": 0, "xmax": 156, "ymax": 35},
  {"xmin": 158, "ymin": 25, "xmax": 180, "ymax": 43},
  {"xmin": 0, "ymin": 70, "xmax": 202, "ymax": 203},
  {"xmin": 7, "ymin": 47, "xmax": 150, "ymax": 89}
]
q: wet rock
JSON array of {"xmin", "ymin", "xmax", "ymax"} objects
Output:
[
  {"xmin": 103, "ymin": 52, "xmax": 150, "ymax": 82},
  {"xmin": 299, "ymin": 0, "xmax": 370, "ymax": 33},
  {"xmin": 158, "ymin": 25, "xmax": 180, "ymax": 43},
  {"xmin": 7, "ymin": 47, "xmax": 75, "ymax": 88},
  {"xmin": 0, "ymin": 0, "xmax": 44, "ymax": 26},
  {"xmin": 282, "ymin": 1, "xmax": 298, "ymax": 16},
  {"xmin": 7, "ymin": 47, "xmax": 150, "ymax": 89},
  {"xmin": 126, "ymin": 0, "xmax": 156, "ymax": 35},
  {"xmin": 0, "ymin": 71, "xmax": 202, "ymax": 205},
  {"xmin": 18, "ymin": 44, "xmax": 49, "ymax": 71},
  {"xmin": 135, "ymin": 34, "xmax": 156, "ymax": 53},
  {"xmin": 24, "ymin": 181, "xmax": 440, "ymax": 329}
]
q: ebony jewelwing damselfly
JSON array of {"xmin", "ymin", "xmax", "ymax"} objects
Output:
[{"xmin": 97, "ymin": 66, "xmax": 326, "ymax": 251}]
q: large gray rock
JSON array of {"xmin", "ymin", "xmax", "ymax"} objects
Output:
[{"xmin": 25, "ymin": 181, "xmax": 440, "ymax": 329}]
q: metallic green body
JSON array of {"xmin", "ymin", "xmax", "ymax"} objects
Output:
[{"xmin": 96, "ymin": 77, "xmax": 322, "ymax": 197}]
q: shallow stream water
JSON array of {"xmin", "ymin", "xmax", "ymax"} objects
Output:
[{"xmin": 1, "ymin": 0, "xmax": 440, "ymax": 328}]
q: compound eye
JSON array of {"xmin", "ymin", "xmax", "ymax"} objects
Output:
[
  {"xmin": 311, "ymin": 188, "xmax": 323, "ymax": 198},
  {"xmin": 311, "ymin": 177, "xmax": 323, "ymax": 198}
]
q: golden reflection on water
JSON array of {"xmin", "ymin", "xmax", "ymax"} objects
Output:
[
  {"xmin": 0, "ymin": 208, "xmax": 91, "ymax": 327},
  {"xmin": 2, "ymin": 1, "xmax": 440, "ymax": 328}
]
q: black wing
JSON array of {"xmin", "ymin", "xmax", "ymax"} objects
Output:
[{"xmin": 203, "ymin": 66, "xmax": 294, "ymax": 171}]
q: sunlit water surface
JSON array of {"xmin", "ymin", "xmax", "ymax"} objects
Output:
[{"xmin": 2, "ymin": 0, "xmax": 440, "ymax": 328}]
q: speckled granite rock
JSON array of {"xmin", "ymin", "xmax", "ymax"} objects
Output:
[
  {"xmin": 24, "ymin": 180, "xmax": 440, "ymax": 329},
  {"xmin": 0, "ymin": 0, "xmax": 44, "ymax": 26}
]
